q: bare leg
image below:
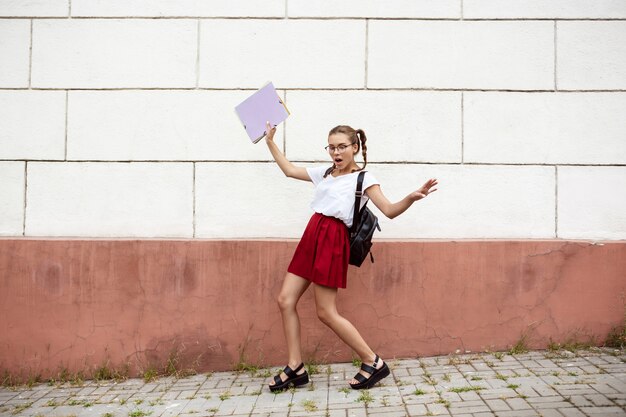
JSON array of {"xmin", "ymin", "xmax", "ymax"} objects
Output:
[
  {"xmin": 269, "ymin": 273, "xmax": 311, "ymax": 386},
  {"xmin": 312, "ymin": 284, "xmax": 384, "ymax": 385}
]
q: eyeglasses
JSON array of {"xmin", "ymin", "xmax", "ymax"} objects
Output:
[{"xmin": 324, "ymin": 143, "xmax": 353, "ymax": 153}]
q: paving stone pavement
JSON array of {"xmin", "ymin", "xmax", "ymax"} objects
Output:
[{"xmin": 1, "ymin": 348, "xmax": 624, "ymax": 417}]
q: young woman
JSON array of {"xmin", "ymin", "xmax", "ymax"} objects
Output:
[{"xmin": 264, "ymin": 122, "xmax": 438, "ymax": 391}]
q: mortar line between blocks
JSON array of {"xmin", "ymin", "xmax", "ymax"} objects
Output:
[
  {"xmin": 7, "ymin": 87, "xmax": 626, "ymax": 93},
  {"xmin": 554, "ymin": 20, "xmax": 558, "ymax": 91},
  {"xmin": 554, "ymin": 166, "xmax": 558, "ymax": 238},
  {"xmin": 460, "ymin": 92, "xmax": 464, "ymax": 164},
  {"xmin": 283, "ymin": 89, "xmax": 288, "ymax": 155},
  {"xmin": 22, "ymin": 161, "xmax": 28, "ymax": 236},
  {"xmin": 192, "ymin": 162, "xmax": 196, "ymax": 238},
  {"xmin": 364, "ymin": 19, "xmax": 369, "ymax": 88},
  {"xmin": 3, "ymin": 16, "xmax": 626, "ymax": 21},
  {"xmin": 64, "ymin": 90, "xmax": 69, "ymax": 160}
]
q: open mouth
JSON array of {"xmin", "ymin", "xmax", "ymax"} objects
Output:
[{"xmin": 334, "ymin": 157, "xmax": 343, "ymax": 164}]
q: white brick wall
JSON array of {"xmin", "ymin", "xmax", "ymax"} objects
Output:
[
  {"xmin": 557, "ymin": 21, "xmax": 626, "ymax": 90},
  {"xmin": 368, "ymin": 21, "xmax": 554, "ymax": 90},
  {"xmin": 558, "ymin": 167, "xmax": 626, "ymax": 240},
  {"xmin": 0, "ymin": 162, "xmax": 24, "ymax": 235},
  {"xmin": 25, "ymin": 162, "xmax": 193, "ymax": 237},
  {"xmin": 0, "ymin": 2, "xmax": 625, "ymax": 240},
  {"xmin": 464, "ymin": 92, "xmax": 626, "ymax": 164},
  {"xmin": 198, "ymin": 19, "xmax": 365, "ymax": 89},
  {"xmin": 67, "ymin": 90, "xmax": 284, "ymax": 161},
  {"xmin": 32, "ymin": 19, "xmax": 198, "ymax": 88},
  {"xmin": 0, "ymin": 90, "xmax": 66, "ymax": 159},
  {"xmin": 0, "ymin": 20, "xmax": 30, "ymax": 87}
]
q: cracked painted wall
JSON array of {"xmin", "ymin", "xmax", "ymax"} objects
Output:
[{"xmin": 0, "ymin": 239, "xmax": 624, "ymax": 380}]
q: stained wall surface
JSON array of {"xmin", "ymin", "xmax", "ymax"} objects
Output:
[{"xmin": 1, "ymin": 239, "xmax": 624, "ymax": 379}]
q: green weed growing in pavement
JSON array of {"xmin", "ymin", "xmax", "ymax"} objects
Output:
[
  {"xmin": 128, "ymin": 410, "xmax": 152, "ymax": 417},
  {"xmin": 93, "ymin": 360, "xmax": 129, "ymax": 382},
  {"xmin": 494, "ymin": 351, "xmax": 505, "ymax": 360},
  {"xmin": 605, "ymin": 311, "xmax": 626, "ymax": 349},
  {"xmin": 470, "ymin": 375, "xmax": 483, "ymax": 381},
  {"xmin": 435, "ymin": 397, "xmax": 451, "ymax": 408},
  {"xmin": 302, "ymin": 399, "xmax": 318, "ymax": 412},
  {"xmin": 509, "ymin": 333, "xmax": 529, "ymax": 355},
  {"xmin": 305, "ymin": 362, "xmax": 320, "ymax": 375},
  {"xmin": 495, "ymin": 373, "xmax": 508, "ymax": 381},
  {"xmin": 356, "ymin": 390, "xmax": 374, "ymax": 405},
  {"xmin": 352, "ymin": 357, "xmax": 362, "ymax": 368},
  {"xmin": 142, "ymin": 367, "xmax": 158, "ymax": 383},
  {"xmin": 12, "ymin": 402, "xmax": 33, "ymax": 414},
  {"xmin": 338, "ymin": 387, "xmax": 351, "ymax": 397},
  {"xmin": 102, "ymin": 413, "xmax": 114, "ymax": 417},
  {"xmin": 219, "ymin": 391, "xmax": 231, "ymax": 401},
  {"xmin": 414, "ymin": 388, "xmax": 427, "ymax": 395},
  {"xmin": 507, "ymin": 383, "xmax": 520, "ymax": 389},
  {"xmin": 448, "ymin": 386, "xmax": 484, "ymax": 393},
  {"xmin": 442, "ymin": 373, "xmax": 451, "ymax": 382}
]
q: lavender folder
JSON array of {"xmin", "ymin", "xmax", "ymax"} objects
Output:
[{"xmin": 234, "ymin": 81, "xmax": 290, "ymax": 143}]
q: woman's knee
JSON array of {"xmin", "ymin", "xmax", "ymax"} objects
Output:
[
  {"xmin": 277, "ymin": 292, "xmax": 296, "ymax": 312},
  {"xmin": 316, "ymin": 306, "xmax": 338, "ymax": 325}
]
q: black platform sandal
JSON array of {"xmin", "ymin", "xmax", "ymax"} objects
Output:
[
  {"xmin": 269, "ymin": 362, "xmax": 309, "ymax": 392},
  {"xmin": 349, "ymin": 355, "xmax": 390, "ymax": 390}
]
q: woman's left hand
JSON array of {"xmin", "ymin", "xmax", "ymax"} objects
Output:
[{"xmin": 410, "ymin": 178, "xmax": 438, "ymax": 201}]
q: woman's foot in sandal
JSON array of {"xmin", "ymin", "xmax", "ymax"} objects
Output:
[
  {"xmin": 349, "ymin": 354, "xmax": 390, "ymax": 389},
  {"xmin": 268, "ymin": 362, "xmax": 309, "ymax": 392}
]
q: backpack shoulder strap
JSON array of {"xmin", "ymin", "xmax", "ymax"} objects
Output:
[{"xmin": 350, "ymin": 171, "xmax": 367, "ymax": 234}]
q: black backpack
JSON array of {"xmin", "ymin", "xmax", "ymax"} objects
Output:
[{"xmin": 349, "ymin": 171, "xmax": 381, "ymax": 267}]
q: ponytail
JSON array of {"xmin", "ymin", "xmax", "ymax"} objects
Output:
[{"xmin": 355, "ymin": 129, "xmax": 368, "ymax": 172}]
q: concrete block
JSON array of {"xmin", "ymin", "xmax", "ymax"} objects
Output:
[
  {"xmin": 0, "ymin": 0, "xmax": 68, "ymax": 16},
  {"xmin": 0, "ymin": 19, "xmax": 30, "ymax": 87},
  {"xmin": 368, "ymin": 20, "xmax": 553, "ymax": 90},
  {"xmin": 558, "ymin": 21, "xmax": 626, "ymax": 90},
  {"xmin": 199, "ymin": 19, "xmax": 365, "ymax": 88},
  {"xmin": 25, "ymin": 162, "xmax": 193, "ymax": 237},
  {"xmin": 71, "ymin": 0, "xmax": 284, "ymax": 17},
  {"xmin": 464, "ymin": 92, "xmax": 626, "ymax": 164},
  {"xmin": 464, "ymin": 0, "xmax": 626, "ymax": 18},
  {"xmin": 195, "ymin": 162, "xmax": 313, "ymax": 238},
  {"xmin": 0, "ymin": 90, "xmax": 66, "ymax": 160},
  {"xmin": 558, "ymin": 166, "xmax": 626, "ymax": 240},
  {"xmin": 364, "ymin": 163, "xmax": 555, "ymax": 239},
  {"xmin": 31, "ymin": 19, "xmax": 197, "ymax": 88},
  {"xmin": 0, "ymin": 162, "xmax": 25, "ymax": 235},
  {"xmin": 288, "ymin": 0, "xmax": 460, "ymax": 18},
  {"xmin": 285, "ymin": 90, "xmax": 461, "ymax": 163},
  {"xmin": 67, "ymin": 90, "xmax": 283, "ymax": 161}
]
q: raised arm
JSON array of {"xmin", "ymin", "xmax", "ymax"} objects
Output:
[
  {"xmin": 365, "ymin": 178, "xmax": 438, "ymax": 219},
  {"xmin": 265, "ymin": 122, "xmax": 311, "ymax": 182}
]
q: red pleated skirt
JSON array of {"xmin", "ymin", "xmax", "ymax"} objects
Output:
[{"xmin": 287, "ymin": 212, "xmax": 350, "ymax": 289}]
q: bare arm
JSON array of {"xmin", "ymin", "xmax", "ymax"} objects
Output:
[
  {"xmin": 264, "ymin": 122, "xmax": 311, "ymax": 182},
  {"xmin": 366, "ymin": 178, "xmax": 438, "ymax": 219}
]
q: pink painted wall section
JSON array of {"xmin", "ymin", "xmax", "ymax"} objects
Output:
[{"xmin": 0, "ymin": 239, "xmax": 624, "ymax": 380}]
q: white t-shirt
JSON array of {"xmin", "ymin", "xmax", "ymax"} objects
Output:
[{"xmin": 306, "ymin": 166, "xmax": 380, "ymax": 228}]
